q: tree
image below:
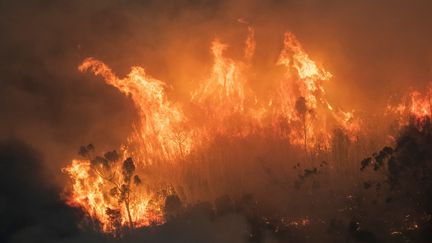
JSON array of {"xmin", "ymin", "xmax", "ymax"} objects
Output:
[
  {"xmin": 295, "ymin": 96, "xmax": 309, "ymax": 154},
  {"xmin": 163, "ymin": 194, "xmax": 182, "ymax": 221},
  {"xmin": 360, "ymin": 118, "xmax": 432, "ymax": 241},
  {"xmin": 361, "ymin": 119, "xmax": 432, "ymax": 212},
  {"xmin": 78, "ymin": 144, "xmax": 142, "ymax": 231}
]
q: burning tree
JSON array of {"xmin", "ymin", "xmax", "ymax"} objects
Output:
[
  {"xmin": 63, "ymin": 29, "xmax": 364, "ymax": 235},
  {"xmin": 63, "ymin": 144, "xmax": 164, "ymax": 235},
  {"xmin": 295, "ymin": 96, "xmax": 310, "ymax": 154},
  {"xmin": 78, "ymin": 144, "xmax": 141, "ymax": 231}
]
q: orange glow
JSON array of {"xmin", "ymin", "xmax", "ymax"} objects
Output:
[
  {"xmin": 79, "ymin": 58, "xmax": 193, "ymax": 162},
  {"xmin": 409, "ymin": 87, "xmax": 432, "ymax": 120},
  {"xmin": 63, "ymin": 30, "xmax": 361, "ymax": 233},
  {"xmin": 192, "ymin": 38, "xmax": 248, "ymax": 113},
  {"xmin": 387, "ymin": 84, "xmax": 432, "ymax": 126},
  {"xmin": 62, "ymin": 158, "xmax": 164, "ymax": 232},
  {"xmin": 274, "ymin": 32, "xmax": 358, "ymax": 148}
]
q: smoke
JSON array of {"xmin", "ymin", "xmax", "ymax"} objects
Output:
[
  {"xmin": 1, "ymin": 0, "xmax": 432, "ymax": 242},
  {"xmin": 0, "ymin": 140, "xmax": 251, "ymax": 243},
  {"xmin": 1, "ymin": 0, "xmax": 431, "ymax": 176},
  {"xmin": 0, "ymin": 140, "xmax": 81, "ymax": 243}
]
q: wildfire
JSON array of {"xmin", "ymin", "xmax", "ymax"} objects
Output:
[
  {"xmin": 62, "ymin": 150, "xmax": 165, "ymax": 233},
  {"xmin": 387, "ymin": 84, "xmax": 432, "ymax": 125},
  {"xmin": 78, "ymin": 59, "xmax": 192, "ymax": 162},
  {"xmin": 63, "ymin": 29, "xmax": 362, "ymax": 233},
  {"xmin": 409, "ymin": 87, "xmax": 432, "ymax": 120},
  {"xmin": 274, "ymin": 32, "xmax": 358, "ymax": 148}
]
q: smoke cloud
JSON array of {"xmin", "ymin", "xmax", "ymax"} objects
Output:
[{"xmin": 1, "ymin": 0, "xmax": 431, "ymax": 242}]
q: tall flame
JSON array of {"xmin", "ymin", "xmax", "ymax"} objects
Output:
[
  {"xmin": 79, "ymin": 59, "xmax": 192, "ymax": 162},
  {"xmin": 64, "ymin": 30, "xmax": 361, "ymax": 233},
  {"xmin": 274, "ymin": 32, "xmax": 357, "ymax": 149}
]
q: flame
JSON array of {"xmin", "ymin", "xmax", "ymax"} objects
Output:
[
  {"xmin": 192, "ymin": 38, "xmax": 248, "ymax": 113},
  {"xmin": 274, "ymin": 32, "xmax": 358, "ymax": 149},
  {"xmin": 62, "ymin": 159, "xmax": 164, "ymax": 232},
  {"xmin": 63, "ymin": 29, "xmax": 361, "ymax": 233},
  {"xmin": 387, "ymin": 84, "xmax": 432, "ymax": 126},
  {"xmin": 409, "ymin": 87, "xmax": 432, "ymax": 120},
  {"xmin": 79, "ymin": 59, "xmax": 192, "ymax": 162}
]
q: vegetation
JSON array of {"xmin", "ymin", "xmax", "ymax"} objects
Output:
[
  {"xmin": 69, "ymin": 118, "xmax": 432, "ymax": 242},
  {"xmin": 78, "ymin": 144, "xmax": 141, "ymax": 234}
]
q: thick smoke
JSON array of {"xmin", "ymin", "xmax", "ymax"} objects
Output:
[
  {"xmin": 1, "ymin": 0, "xmax": 432, "ymax": 242},
  {"xmin": 0, "ymin": 140, "xmax": 80, "ymax": 243}
]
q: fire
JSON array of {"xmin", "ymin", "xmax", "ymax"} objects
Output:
[
  {"xmin": 409, "ymin": 87, "xmax": 432, "ymax": 120},
  {"xmin": 192, "ymin": 38, "xmax": 248, "ymax": 113},
  {"xmin": 274, "ymin": 32, "xmax": 358, "ymax": 149},
  {"xmin": 63, "ymin": 29, "xmax": 361, "ymax": 233},
  {"xmin": 191, "ymin": 27, "xmax": 257, "ymax": 137},
  {"xmin": 62, "ymin": 155, "xmax": 165, "ymax": 233},
  {"xmin": 78, "ymin": 59, "xmax": 193, "ymax": 162},
  {"xmin": 387, "ymin": 84, "xmax": 432, "ymax": 126}
]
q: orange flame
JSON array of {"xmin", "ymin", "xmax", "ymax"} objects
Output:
[
  {"xmin": 63, "ymin": 30, "xmax": 361, "ymax": 233},
  {"xmin": 62, "ymin": 159, "xmax": 164, "ymax": 232},
  {"xmin": 387, "ymin": 84, "xmax": 432, "ymax": 126},
  {"xmin": 79, "ymin": 59, "xmax": 192, "ymax": 162},
  {"xmin": 274, "ymin": 32, "xmax": 357, "ymax": 148},
  {"xmin": 409, "ymin": 87, "xmax": 432, "ymax": 120}
]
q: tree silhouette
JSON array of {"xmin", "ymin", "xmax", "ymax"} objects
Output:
[
  {"xmin": 361, "ymin": 118, "xmax": 432, "ymax": 241},
  {"xmin": 295, "ymin": 96, "xmax": 309, "ymax": 154},
  {"xmin": 361, "ymin": 119, "xmax": 432, "ymax": 211}
]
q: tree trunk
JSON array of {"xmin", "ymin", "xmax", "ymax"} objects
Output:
[
  {"xmin": 303, "ymin": 114, "xmax": 308, "ymax": 156},
  {"xmin": 125, "ymin": 199, "xmax": 133, "ymax": 229}
]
